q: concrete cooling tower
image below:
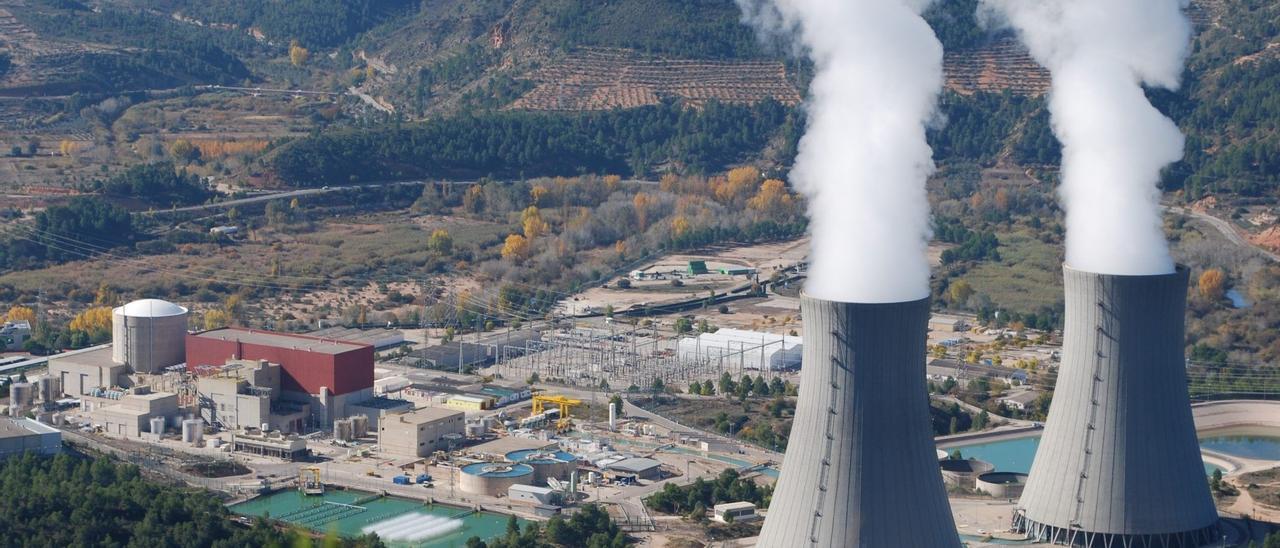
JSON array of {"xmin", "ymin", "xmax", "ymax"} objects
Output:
[
  {"xmin": 1013, "ymin": 266, "xmax": 1218, "ymax": 546},
  {"xmin": 758, "ymin": 295, "xmax": 959, "ymax": 547},
  {"xmin": 112, "ymin": 299, "xmax": 189, "ymax": 374}
]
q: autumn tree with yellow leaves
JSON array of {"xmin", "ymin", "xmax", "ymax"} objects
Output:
[
  {"xmin": 289, "ymin": 40, "xmax": 310, "ymax": 67},
  {"xmin": 501, "ymin": 234, "xmax": 531, "ymax": 261},
  {"xmin": 428, "ymin": 228, "xmax": 453, "ymax": 255},
  {"xmin": 4, "ymin": 306, "xmax": 35, "ymax": 324},
  {"xmin": 1198, "ymin": 268, "xmax": 1226, "ymax": 301},
  {"xmin": 747, "ymin": 179, "xmax": 795, "ymax": 219},
  {"xmin": 521, "ymin": 206, "xmax": 550, "ymax": 239},
  {"xmin": 633, "ymin": 192, "xmax": 653, "ymax": 231},
  {"xmin": 69, "ymin": 307, "xmax": 112, "ymax": 335}
]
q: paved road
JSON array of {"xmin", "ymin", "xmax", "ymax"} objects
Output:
[
  {"xmin": 140, "ymin": 178, "xmax": 661, "ymax": 217},
  {"xmin": 1167, "ymin": 205, "xmax": 1280, "ymax": 262},
  {"xmin": 138, "ymin": 180, "xmax": 447, "ymax": 216}
]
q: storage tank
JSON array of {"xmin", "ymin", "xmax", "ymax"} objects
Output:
[
  {"xmin": 459, "ymin": 462, "xmax": 535, "ymax": 496},
  {"xmin": 9, "ymin": 382, "xmax": 33, "ymax": 407},
  {"xmin": 112, "ymin": 299, "xmax": 189, "ymax": 374},
  {"xmin": 182, "ymin": 419, "xmax": 203, "ymax": 445},
  {"xmin": 939, "ymin": 458, "xmax": 995, "ymax": 489},
  {"xmin": 505, "ymin": 450, "xmax": 578, "ymax": 484},
  {"xmin": 978, "ymin": 472, "xmax": 1028, "ymax": 499},
  {"xmin": 334, "ymin": 419, "xmax": 354, "ymax": 442},
  {"xmin": 35, "ymin": 376, "xmax": 59, "ymax": 402},
  {"xmin": 149, "ymin": 417, "xmax": 165, "ymax": 435},
  {"xmin": 352, "ymin": 415, "xmax": 369, "ymax": 438}
]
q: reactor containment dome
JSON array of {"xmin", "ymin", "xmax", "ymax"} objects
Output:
[
  {"xmin": 112, "ymin": 298, "xmax": 189, "ymax": 374},
  {"xmin": 758, "ymin": 295, "xmax": 959, "ymax": 547}
]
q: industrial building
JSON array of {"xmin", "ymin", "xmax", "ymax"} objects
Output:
[
  {"xmin": 713, "ymin": 502, "xmax": 759, "ymax": 524},
  {"xmin": 676, "ymin": 328, "xmax": 802, "ymax": 371},
  {"xmin": 505, "ymin": 449, "xmax": 578, "ymax": 484},
  {"xmin": 602, "ymin": 456, "xmax": 662, "ymax": 480},
  {"xmin": 0, "ymin": 417, "xmax": 61, "ymax": 457},
  {"xmin": 928, "ymin": 315, "xmax": 968, "ymax": 332},
  {"xmin": 758, "ymin": 296, "xmax": 959, "ymax": 547},
  {"xmin": 48, "ymin": 345, "xmax": 130, "ymax": 397},
  {"xmin": 392, "ymin": 378, "xmax": 530, "ymax": 411},
  {"xmin": 195, "ymin": 359, "xmax": 309, "ymax": 433},
  {"xmin": 86, "ymin": 386, "xmax": 179, "ymax": 438},
  {"xmin": 1014, "ymin": 266, "xmax": 1218, "ymax": 546},
  {"xmin": 186, "ymin": 327, "xmax": 375, "ymax": 426},
  {"xmin": 377, "ymin": 407, "xmax": 466, "ymax": 458},
  {"xmin": 231, "ymin": 429, "xmax": 308, "ymax": 460},
  {"xmin": 306, "ymin": 326, "xmax": 405, "ymax": 350},
  {"xmin": 1, "ymin": 320, "xmax": 31, "ymax": 351}
]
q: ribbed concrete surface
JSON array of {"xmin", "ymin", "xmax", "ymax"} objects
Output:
[
  {"xmin": 1016, "ymin": 266, "xmax": 1217, "ymax": 543},
  {"xmin": 759, "ymin": 295, "xmax": 959, "ymax": 547}
]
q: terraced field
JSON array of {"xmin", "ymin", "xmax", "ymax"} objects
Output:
[
  {"xmin": 509, "ymin": 47, "xmax": 801, "ymax": 111},
  {"xmin": 943, "ymin": 38, "xmax": 1051, "ymax": 97}
]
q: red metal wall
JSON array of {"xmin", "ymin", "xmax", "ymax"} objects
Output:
[{"xmin": 186, "ymin": 331, "xmax": 373, "ymax": 396}]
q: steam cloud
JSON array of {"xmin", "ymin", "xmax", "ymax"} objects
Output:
[
  {"xmin": 737, "ymin": 0, "xmax": 943, "ymax": 303},
  {"xmin": 980, "ymin": 0, "xmax": 1192, "ymax": 275}
]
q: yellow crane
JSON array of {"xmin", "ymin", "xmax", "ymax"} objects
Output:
[
  {"xmin": 299, "ymin": 466, "xmax": 324, "ymax": 495},
  {"xmin": 531, "ymin": 394, "xmax": 582, "ymax": 432}
]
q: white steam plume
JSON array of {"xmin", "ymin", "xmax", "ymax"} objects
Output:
[
  {"xmin": 980, "ymin": 0, "xmax": 1192, "ymax": 275},
  {"xmin": 737, "ymin": 0, "xmax": 943, "ymax": 303}
]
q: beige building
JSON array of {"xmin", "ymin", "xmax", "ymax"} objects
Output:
[
  {"xmin": 195, "ymin": 359, "xmax": 308, "ymax": 432},
  {"xmin": 48, "ymin": 346, "xmax": 130, "ymax": 397},
  {"xmin": 89, "ymin": 387, "xmax": 179, "ymax": 438},
  {"xmin": 378, "ymin": 407, "xmax": 465, "ymax": 458}
]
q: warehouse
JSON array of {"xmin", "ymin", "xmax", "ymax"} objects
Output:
[
  {"xmin": 677, "ymin": 328, "xmax": 802, "ymax": 371},
  {"xmin": 0, "ymin": 417, "xmax": 61, "ymax": 457},
  {"xmin": 306, "ymin": 326, "xmax": 405, "ymax": 350},
  {"xmin": 378, "ymin": 407, "xmax": 466, "ymax": 458},
  {"xmin": 187, "ymin": 328, "xmax": 375, "ymax": 426}
]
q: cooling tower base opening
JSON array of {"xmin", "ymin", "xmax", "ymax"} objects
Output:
[{"xmin": 1012, "ymin": 511, "xmax": 1220, "ymax": 548}]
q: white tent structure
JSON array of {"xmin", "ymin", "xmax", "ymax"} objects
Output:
[{"xmin": 677, "ymin": 328, "xmax": 802, "ymax": 371}]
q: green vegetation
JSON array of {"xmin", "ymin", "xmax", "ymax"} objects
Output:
[
  {"xmin": 167, "ymin": 0, "xmax": 418, "ymax": 48},
  {"xmin": 98, "ymin": 161, "xmax": 211, "ymax": 206},
  {"xmin": 1, "ymin": 197, "xmax": 134, "ymax": 267},
  {"xmin": 645, "ymin": 469, "xmax": 770, "ymax": 516},
  {"xmin": 0, "ymin": 452, "xmax": 385, "ymax": 548},
  {"xmin": 16, "ymin": 5, "xmax": 254, "ymax": 90},
  {"xmin": 269, "ymin": 99, "xmax": 793, "ymax": 184},
  {"xmin": 466, "ymin": 504, "xmax": 630, "ymax": 548},
  {"xmin": 542, "ymin": 0, "xmax": 769, "ymax": 59}
]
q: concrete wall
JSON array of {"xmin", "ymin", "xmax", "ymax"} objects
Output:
[
  {"xmin": 49, "ymin": 355, "xmax": 127, "ymax": 396},
  {"xmin": 1015, "ymin": 267, "xmax": 1218, "ymax": 545},
  {"xmin": 378, "ymin": 409, "xmax": 465, "ymax": 458},
  {"xmin": 758, "ymin": 296, "xmax": 959, "ymax": 547}
]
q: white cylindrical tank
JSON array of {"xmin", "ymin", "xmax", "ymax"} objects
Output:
[
  {"xmin": 182, "ymin": 419, "xmax": 203, "ymax": 445},
  {"xmin": 149, "ymin": 417, "xmax": 165, "ymax": 435},
  {"xmin": 35, "ymin": 377, "xmax": 57, "ymax": 402},
  {"xmin": 112, "ymin": 299, "xmax": 189, "ymax": 374},
  {"xmin": 608, "ymin": 402, "xmax": 617, "ymax": 431}
]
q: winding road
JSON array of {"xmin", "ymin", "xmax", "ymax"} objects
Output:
[{"xmin": 1167, "ymin": 205, "xmax": 1280, "ymax": 262}]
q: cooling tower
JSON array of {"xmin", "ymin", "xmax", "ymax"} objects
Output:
[
  {"xmin": 759, "ymin": 295, "xmax": 959, "ymax": 547},
  {"xmin": 1014, "ymin": 265, "xmax": 1218, "ymax": 546}
]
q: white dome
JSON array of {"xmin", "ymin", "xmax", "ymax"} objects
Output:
[{"xmin": 114, "ymin": 299, "xmax": 188, "ymax": 318}]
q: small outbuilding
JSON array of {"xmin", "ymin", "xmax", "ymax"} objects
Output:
[{"xmin": 713, "ymin": 501, "xmax": 759, "ymax": 523}]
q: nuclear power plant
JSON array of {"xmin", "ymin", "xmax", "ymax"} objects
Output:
[
  {"xmin": 758, "ymin": 295, "xmax": 959, "ymax": 547},
  {"xmin": 1013, "ymin": 266, "xmax": 1219, "ymax": 546}
]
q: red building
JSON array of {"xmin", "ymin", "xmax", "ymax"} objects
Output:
[{"xmin": 186, "ymin": 328, "xmax": 373, "ymax": 396}]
